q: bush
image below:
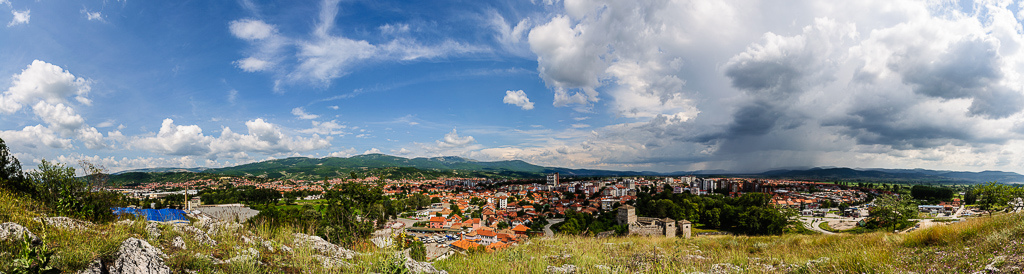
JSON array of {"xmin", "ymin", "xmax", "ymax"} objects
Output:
[
  {"xmin": 409, "ymin": 240, "xmax": 426, "ymax": 261},
  {"xmin": 24, "ymin": 160, "xmax": 125, "ymax": 224}
]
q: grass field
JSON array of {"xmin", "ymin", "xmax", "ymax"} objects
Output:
[{"xmin": 3, "ymin": 187, "xmax": 1022, "ymax": 273}]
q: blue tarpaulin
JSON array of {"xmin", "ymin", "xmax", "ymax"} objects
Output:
[{"xmin": 112, "ymin": 207, "xmax": 189, "ymax": 222}]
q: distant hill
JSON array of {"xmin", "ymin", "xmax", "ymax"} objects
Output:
[
  {"xmin": 202, "ymin": 154, "xmax": 656, "ymax": 180},
  {"xmin": 752, "ymin": 167, "xmax": 1024, "ymax": 184},
  {"xmin": 112, "ymin": 167, "xmax": 210, "ymax": 175},
  {"xmin": 108, "ymin": 154, "xmax": 1024, "ymax": 185}
]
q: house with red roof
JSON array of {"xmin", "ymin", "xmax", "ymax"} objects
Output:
[
  {"xmin": 511, "ymin": 224, "xmax": 530, "ymax": 235},
  {"xmin": 429, "ymin": 216, "xmax": 446, "ymax": 228}
]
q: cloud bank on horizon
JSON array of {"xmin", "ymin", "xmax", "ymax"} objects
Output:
[{"xmin": 3, "ymin": 0, "xmax": 1024, "ymax": 174}]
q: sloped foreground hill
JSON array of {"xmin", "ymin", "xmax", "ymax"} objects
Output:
[{"xmin": 2, "ymin": 189, "xmax": 1022, "ymax": 273}]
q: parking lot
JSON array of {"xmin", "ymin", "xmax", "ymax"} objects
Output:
[{"xmin": 407, "ymin": 232, "xmax": 457, "ymax": 259}]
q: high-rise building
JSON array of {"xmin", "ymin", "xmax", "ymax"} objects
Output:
[{"xmin": 546, "ymin": 173, "xmax": 559, "ymax": 186}]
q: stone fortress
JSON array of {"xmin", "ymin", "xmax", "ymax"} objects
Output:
[{"xmin": 617, "ymin": 205, "xmax": 691, "ymax": 238}]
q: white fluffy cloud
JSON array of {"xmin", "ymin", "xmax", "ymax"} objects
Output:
[
  {"xmin": 132, "ymin": 119, "xmax": 212, "ymax": 156},
  {"xmin": 81, "ymin": 9, "xmax": 103, "ymax": 22},
  {"xmin": 235, "ymin": 57, "xmax": 271, "ymax": 72},
  {"xmin": 291, "ymin": 107, "xmax": 319, "ymax": 120},
  {"xmin": 300, "ymin": 120, "xmax": 347, "ymax": 135},
  {"xmin": 1, "ymin": 60, "xmax": 92, "ymax": 113},
  {"xmin": 0, "ymin": 125, "xmax": 72, "ymax": 149},
  {"xmin": 131, "ymin": 118, "xmax": 331, "ymax": 158},
  {"xmin": 0, "ymin": 60, "xmax": 112, "ymax": 151},
  {"xmin": 231, "ymin": 0, "xmax": 484, "ymax": 87},
  {"xmin": 502, "ymin": 90, "xmax": 535, "ymax": 110},
  {"xmin": 437, "ymin": 128, "xmax": 475, "ymax": 148},
  {"xmin": 7, "ymin": 9, "xmax": 28, "ymax": 27},
  {"xmin": 229, "ymin": 19, "xmax": 276, "ymax": 40}
]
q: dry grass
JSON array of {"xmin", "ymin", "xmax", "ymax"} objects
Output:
[
  {"xmin": 4, "ymin": 187, "xmax": 1023, "ymax": 273},
  {"xmin": 435, "ymin": 213, "xmax": 1024, "ymax": 273}
]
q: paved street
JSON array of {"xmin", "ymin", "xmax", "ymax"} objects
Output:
[
  {"xmin": 544, "ymin": 218, "xmax": 564, "ymax": 237},
  {"xmin": 799, "ymin": 217, "xmax": 835, "ymax": 235}
]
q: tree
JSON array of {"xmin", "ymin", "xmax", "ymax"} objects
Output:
[
  {"xmin": 30, "ymin": 160, "xmax": 88, "ymax": 215},
  {"xmin": 409, "ymin": 240, "xmax": 426, "ymax": 261},
  {"xmin": 450, "ymin": 204, "xmax": 462, "ymax": 217},
  {"xmin": 0, "ymin": 137, "xmax": 30, "ymax": 195},
  {"xmin": 868, "ymin": 194, "xmax": 917, "ymax": 232},
  {"xmin": 974, "ymin": 182, "xmax": 1019, "ymax": 215},
  {"xmin": 78, "ymin": 161, "xmax": 108, "ymax": 189}
]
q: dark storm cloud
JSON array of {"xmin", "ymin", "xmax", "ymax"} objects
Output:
[
  {"xmin": 725, "ymin": 60, "xmax": 804, "ymax": 100},
  {"xmin": 891, "ymin": 37, "xmax": 1024, "ymax": 119},
  {"xmin": 892, "ymin": 37, "xmax": 1000, "ymax": 99}
]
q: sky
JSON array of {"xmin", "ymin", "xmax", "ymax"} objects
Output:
[{"xmin": 5, "ymin": 0, "xmax": 1024, "ymax": 174}]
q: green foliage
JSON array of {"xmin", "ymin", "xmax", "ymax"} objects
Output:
[
  {"xmin": 247, "ymin": 182, "xmax": 399, "ymax": 246},
  {"xmin": 4, "ymin": 234, "xmax": 58, "ymax": 274},
  {"xmin": 866, "ymin": 194, "xmax": 917, "ymax": 232},
  {"xmin": 25, "ymin": 160, "xmax": 124, "ymax": 223},
  {"xmin": 449, "ymin": 204, "xmax": 462, "ymax": 217},
  {"xmin": 972, "ymin": 182, "xmax": 1023, "ymax": 214},
  {"xmin": 910, "ymin": 185, "xmax": 954, "ymax": 203},
  {"xmin": 199, "ymin": 185, "xmax": 280, "ymax": 206},
  {"xmin": 555, "ymin": 210, "xmax": 624, "ymax": 236},
  {"xmin": 0, "ymin": 137, "xmax": 31, "ymax": 195},
  {"xmin": 630, "ymin": 191, "xmax": 792, "ymax": 235},
  {"xmin": 409, "ymin": 240, "xmax": 426, "ymax": 261},
  {"xmin": 107, "ymin": 171, "xmax": 224, "ymax": 186}
]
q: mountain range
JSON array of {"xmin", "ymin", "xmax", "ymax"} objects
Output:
[{"xmin": 108, "ymin": 154, "xmax": 1024, "ymax": 185}]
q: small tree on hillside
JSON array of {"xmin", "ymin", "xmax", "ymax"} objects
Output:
[
  {"xmin": 0, "ymin": 137, "xmax": 30, "ymax": 194},
  {"xmin": 868, "ymin": 194, "xmax": 917, "ymax": 232}
]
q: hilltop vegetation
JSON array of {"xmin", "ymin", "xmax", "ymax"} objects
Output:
[{"xmin": 104, "ymin": 154, "xmax": 1024, "ymax": 186}]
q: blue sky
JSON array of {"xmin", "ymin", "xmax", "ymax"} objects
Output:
[{"xmin": 5, "ymin": 0, "xmax": 1024, "ymax": 174}]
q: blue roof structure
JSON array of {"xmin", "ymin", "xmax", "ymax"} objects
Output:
[{"xmin": 112, "ymin": 207, "xmax": 189, "ymax": 222}]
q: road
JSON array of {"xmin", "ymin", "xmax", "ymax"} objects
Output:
[
  {"xmin": 799, "ymin": 217, "xmax": 835, "ymax": 235},
  {"xmin": 544, "ymin": 218, "xmax": 564, "ymax": 237}
]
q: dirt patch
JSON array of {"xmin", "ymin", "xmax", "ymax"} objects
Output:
[{"xmin": 826, "ymin": 219, "xmax": 859, "ymax": 230}]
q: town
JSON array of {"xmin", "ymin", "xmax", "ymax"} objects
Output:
[{"xmin": 103, "ymin": 173, "xmax": 920, "ymax": 259}]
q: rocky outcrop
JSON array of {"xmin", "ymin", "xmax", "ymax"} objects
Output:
[
  {"xmin": 146, "ymin": 222, "xmax": 161, "ymax": 239},
  {"xmin": 546, "ymin": 264, "xmax": 578, "ymax": 274},
  {"xmin": 76, "ymin": 260, "xmax": 104, "ymax": 274},
  {"xmin": 0, "ymin": 222, "xmax": 39, "ymax": 245},
  {"xmin": 80, "ymin": 238, "xmax": 170, "ymax": 274},
  {"xmin": 172, "ymin": 223, "xmax": 217, "ymax": 246},
  {"xmin": 292, "ymin": 233, "xmax": 358, "ymax": 259},
  {"xmin": 405, "ymin": 258, "xmax": 448, "ymax": 274},
  {"xmin": 172, "ymin": 236, "xmax": 187, "ymax": 250},
  {"xmin": 292, "ymin": 233, "xmax": 359, "ymax": 268},
  {"xmin": 34, "ymin": 217, "xmax": 92, "ymax": 230},
  {"xmin": 110, "ymin": 238, "xmax": 171, "ymax": 274},
  {"xmin": 197, "ymin": 218, "xmax": 241, "ymax": 237},
  {"xmin": 222, "ymin": 247, "xmax": 261, "ymax": 265}
]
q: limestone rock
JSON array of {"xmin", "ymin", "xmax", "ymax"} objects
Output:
[
  {"xmin": 221, "ymin": 248, "xmax": 261, "ymax": 265},
  {"xmin": 546, "ymin": 264, "xmax": 578, "ymax": 274},
  {"xmin": 172, "ymin": 236, "xmax": 187, "ymax": 250},
  {"xmin": 292, "ymin": 233, "xmax": 357, "ymax": 259},
  {"xmin": 34, "ymin": 217, "xmax": 92, "ymax": 230},
  {"xmin": 172, "ymin": 223, "xmax": 217, "ymax": 246},
  {"xmin": 76, "ymin": 260, "xmax": 104, "ymax": 274},
  {"xmin": 405, "ymin": 258, "xmax": 448, "ymax": 274},
  {"xmin": 109, "ymin": 238, "xmax": 170, "ymax": 274},
  {"xmin": 197, "ymin": 218, "xmax": 241, "ymax": 236},
  {"xmin": 146, "ymin": 222, "xmax": 162, "ymax": 239},
  {"xmin": 0, "ymin": 222, "xmax": 39, "ymax": 245}
]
